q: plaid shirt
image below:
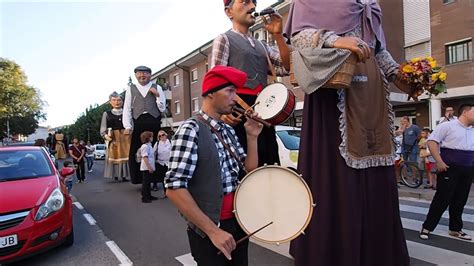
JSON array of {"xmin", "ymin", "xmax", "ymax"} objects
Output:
[
  {"xmin": 165, "ymin": 111, "xmax": 246, "ymax": 194},
  {"xmin": 210, "ymin": 29, "xmax": 289, "ymax": 76}
]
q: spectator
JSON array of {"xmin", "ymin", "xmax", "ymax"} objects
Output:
[
  {"xmin": 69, "ymin": 137, "xmax": 86, "ymax": 183},
  {"xmin": 139, "ymin": 131, "xmax": 157, "ymax": 203},
  {"xmin": 152, "ymin": 130, "xmax": 171, "ymax": 197},
  {"xmin": 420, "ymin": 103, "xmax": 474, "ymax": 241},
  {"xmin": 401, "ymin": 116, "xmax": 421, "ymax": 163},
  {"xmin": 61, "ymin": 161, "xmax": 75, "ymax": 193},
  {"xmin": 85, "ymin": 141, "xmax": 95, "ymax": 173},
  {"xmin": 438, "ymin": 106, "xmax": 457, "ymax": 124}
]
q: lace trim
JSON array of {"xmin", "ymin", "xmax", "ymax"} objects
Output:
[{"xmin": 337, "ymin": 71, "xmax": 396, "ymax": 169}]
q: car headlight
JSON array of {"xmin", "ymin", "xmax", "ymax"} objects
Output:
[{"xmin": 34, "ymin": 188, "xmax": 65, "ymax": 221}]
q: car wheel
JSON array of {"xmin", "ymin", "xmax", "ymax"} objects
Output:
[{"xmin": 63, "ymin": 227, "xmax": 74, "ymax": 247}]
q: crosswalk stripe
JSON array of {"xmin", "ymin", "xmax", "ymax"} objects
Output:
[
  {"xmin": 401, "ymin": 218, "xmax": 474, "ymax": 241},
  {"xmin": 175, "ymin": 253, "xmax": 197, "ymax": 266},
  {"xmin": 400, "ymin": 197, "xmax": 474, "ymax": 211},
  {"xmin": 399, "ymin": 204, "xmax": 474, "ymax": 223},
  {"xmin": 407, "ymin": 240, "xmax": 474, "ymax": 265}
]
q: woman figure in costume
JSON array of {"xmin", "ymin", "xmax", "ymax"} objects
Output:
[
  {"xmin": 285, "ymin": 0, "xmax": 410, "ymax": 265},
  {"xmin": 54, "ymin": 130, "xmax": 67, "ymax": 160},
  {"xmin": 100, "ymin": 92, "xmax": 131, "ymax": 182}
]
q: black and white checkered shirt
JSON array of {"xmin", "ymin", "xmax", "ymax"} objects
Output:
[{"xmin": 165, "ymin": 111, "xmax": 246, "ymax": 194}]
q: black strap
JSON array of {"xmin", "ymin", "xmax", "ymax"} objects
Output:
[{"xmin": 195, "ymin": 115, "xmax": 247, "ymax": 174}]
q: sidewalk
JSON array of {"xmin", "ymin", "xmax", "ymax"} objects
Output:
[{"xmin": 398, "ymin": 183, "xmax": 474, "ymax": 207}]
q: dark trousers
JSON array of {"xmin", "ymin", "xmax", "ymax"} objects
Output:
[
  {"xmin": 423, "ymin": 165, "xmax": 474, "ymax": 231},
  {"xmin": 187, "ymin": 218, "xmax": 248, "ymax": 266},
  {"xmin": 152, "ymin": 163, "xmax": 167, "ymax": 188},
  {"xmin": 141, "ymin": 171, "xmax": 153, "ymax": 200},
  {"xmin": 74, "ymin": 160, "xmax": 85, "ymax": 181},
  {"xmin": 129, "ymin": 113, "xmax": 161, "ymax": 184}
]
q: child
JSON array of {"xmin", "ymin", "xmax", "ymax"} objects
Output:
[
  {"xmin": 60, "ymin": 161, "xmax": 76, "ymax": 193},
  {"xmin": 139, "ymin": 131, "xmax": 156, "ymax": 203},
  {"xmin": 419, "ymin": 128, "xmax": 436, "ymax": 189}
]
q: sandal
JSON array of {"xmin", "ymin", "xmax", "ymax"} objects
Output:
[
  {"xmin": 419, "ymin": 228, "xmax": 430, "ymax": 240},
  {"xmin": 448, "ymin": 231, "xmax": 472, "ymax": 241}
]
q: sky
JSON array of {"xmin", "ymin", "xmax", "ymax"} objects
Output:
[{"xmin": 1, "ymin": 0, "xmax": 276, "ymax": 128}]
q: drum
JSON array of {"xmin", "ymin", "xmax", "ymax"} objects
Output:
[
  {"xmin": 234, "ymin": 165, "xmax": 314, "ymax": 244},
  {"xmin": 254, "ymin": 83, "xmax": 296, "ymax": 125}
]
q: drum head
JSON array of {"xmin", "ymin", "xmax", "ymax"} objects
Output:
[
  {"xmin": 234, "ymin": 166, "xmax": 313, "ymax": 243},
  {"xmin": 254, "ymin": 83, "xmax": 289, "ymax": 120}
]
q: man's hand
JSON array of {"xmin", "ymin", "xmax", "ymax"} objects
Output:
[
  {"xmin": 262, "ymin": 13, "xmax": 283, "ymax": 35},
  {"xmin": 436, "ymin": 160, "xmax": 449, "ymax": 172},
  {"xmin": 244, "ymin": 112, "xmax": 263, "ymax": 138},
  {"xmin": 149, "ymin": 87, "xmax": 160, "ymax": 97},
  {"xmin": 104, "ymin": 135, "xmax": 112, "ymax": 142},
  {"xmin": 333, "ymin": 37, "xmax": 370, "ymax": 63},
  {"xmin": 221, "ymin": 114, "xmax": 242, "ymax": 127},
  {"xmin": 208, "ymin": 228, "xmax": 236, "ymax": 260},
  {"xmin": 124, "ymin": 129, "xmax": 132, "ymax": 135}
]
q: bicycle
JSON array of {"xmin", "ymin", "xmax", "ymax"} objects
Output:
[{"xmin": 398, "ymin": 156, "xmax": 423, "ymax": 188}]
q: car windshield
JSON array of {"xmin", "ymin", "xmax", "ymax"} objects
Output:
[
  {"xmin": 276, "ymin": 130, "xmax": 301, "ymax": 150},
  {"xmin": 0, "ymin": 149, "xmax": 54, "ymax": 181},
  {"xmin": 95, "ymin": 145, "xmax": 105, "ymax": 150}
]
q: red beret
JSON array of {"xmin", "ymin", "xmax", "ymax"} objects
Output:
[{"xmin": 202, "ymin": 66, "xmax": 247, "ymax": 96}]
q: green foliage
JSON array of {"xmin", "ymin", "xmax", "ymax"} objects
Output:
[
  {"xmin": 0, "ymin": 58, "xmax": 46, "ymax": 137},
  {"xmin": 65, "ymin": 102, "xmax": 111, "ymax": 144}
]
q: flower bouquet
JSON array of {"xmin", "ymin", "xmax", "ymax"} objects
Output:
[{"xmin": 395, "ymin": 57, "xmax": 447, "ymax": 101}]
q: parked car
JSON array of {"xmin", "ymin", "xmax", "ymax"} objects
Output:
[
  {"xmin": 6, "ymin": 141, "xmax": 58, "ymax": 169},
  {"xmin": 93, "ymin": 144, "xmax": 106, "ymax": 160},
  {"xmin": 0, "ymin": 146, "xmax": 74, "ymax": 264},
  {"xmin": 275, "ymin": 125, "xmax": 301, "ymax": 171}
]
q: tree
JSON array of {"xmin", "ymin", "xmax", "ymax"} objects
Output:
[{"xmin": 0, "ymin": 58, "xmax": 45, "ymax": 138}]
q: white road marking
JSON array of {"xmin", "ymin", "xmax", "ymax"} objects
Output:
[
  {"xmin": 400, "ymin": 197, "xmax": 474, "ymax": 211},
  {"xmin": 175, "ymin": 253, "xmax": 197, "ymax": 266},
  {"xmin": 106, "ymin": 241, "xmax": 133, "ymax": 266},
  {"xmin": 73, "ymin": 202, "xmax": 84, "ymax": 210},
  {"xmin": 399, "ymin": 204, "xmax": 474, "ymax": 223},
  {"xmin": 83, "ymin": 213, "xmax": 96, "ymax": 225},
  {"xmin": 406, "ymin": 240, "xmax": 474, "ymax": 265}
]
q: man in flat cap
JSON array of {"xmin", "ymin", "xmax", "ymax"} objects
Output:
[
  {"xmin": 211, "ymin": 0, "xmax": 291, "ymax": 168},
  {"xmin": 123, "ymin": 65, "xmax": 166, "ymax": 184},
  {"xmin": 165, "ymin": 66, "xmax": 263, "ymax": 265}
]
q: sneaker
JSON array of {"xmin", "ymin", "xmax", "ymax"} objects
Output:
[
  {"xmin": 88, "ymin": 170, "xmax": 93, "ymax": 173},
  {"xmin": 448, "ymin": 230, "xmax": 472, "ymax": 241},
  {"xmin": 419, "ymin": 228, "xmax": 430, "ymax": 240}
]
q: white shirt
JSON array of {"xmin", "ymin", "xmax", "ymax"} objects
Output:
[
  {"xmin": 139, "ymin": 143, "xmax": 155, "ymax": 171},
  {"xmin": 153, "ymin": 139, "xmax": 171, "ymax": 166},
  {"xmin": 438, "ymin": 115, "xmax": 457, "ymax": 124},
  {"xmin": 122, "ymin": 82, "xmax": 166, "ymax": 130},
  {"xmin": 428, "ymin": 119, "xmax": 474, "ymax": 151}
]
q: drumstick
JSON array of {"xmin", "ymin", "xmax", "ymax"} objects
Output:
[
  {"xmin": 232, "ymin": 106, "xmax": 272, "ymax": 128},
  {"xmin": 217, "ymin": 221, "xmax": 273, "ymax": 256}
]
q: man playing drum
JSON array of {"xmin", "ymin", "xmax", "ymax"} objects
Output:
[
  {"xmin": 165, "ymin": 66, "xmax": 263, "ymax": 265},
  {"xmin": 211, "ymin": 0, "xmax": 291, "ymax": 167}
]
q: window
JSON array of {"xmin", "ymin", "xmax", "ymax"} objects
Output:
[
  {"xmin": 446, "ymin": 39, "xmax": 472, "ymax": 64},
  {"xmin": 443, "ymin": 0, "xmax": 455, "ymax": 4},
  {"xmin": 192, "ymin": 98, "xmax": 199, "ymax": 112},
  {"xmin": 191, "ymin": 69, "xmax": 198, "ymax": 83},
  {"xmin": 174, "ymin": 100, "xmax": 181, "ymax": 114},
  {"xmin": 173, "ymin": 74, "xmax": 180, "ymax": 87}
]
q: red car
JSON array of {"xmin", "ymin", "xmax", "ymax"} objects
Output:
[{"xmin": 0, "ymin": 146, "xmax": 74, "ymax": 264}]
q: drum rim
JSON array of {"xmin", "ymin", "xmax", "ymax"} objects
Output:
[
  {"xmin": 233, "ymin": 165, "xmax": 314, "ymax": 244},
  {"xmin": 255, "ymin": 82, "xmax": 295, "ymax": 123}
]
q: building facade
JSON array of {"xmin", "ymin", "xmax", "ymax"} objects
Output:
[{"xmin": 152, "ymin": 0, "xmax": 473, "ymax": 131}]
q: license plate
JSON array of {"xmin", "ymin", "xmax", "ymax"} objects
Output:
[{"xmin": 0, "ymin": 234, "xmax": 18, "ymax": 248}]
